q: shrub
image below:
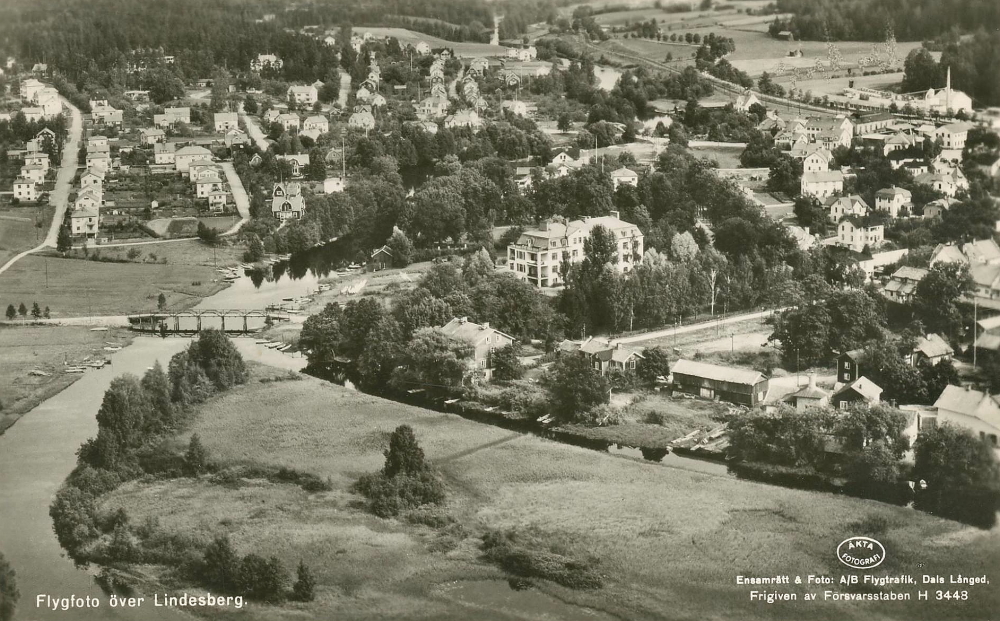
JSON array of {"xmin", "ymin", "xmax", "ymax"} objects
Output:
[
  {"xmin": 184, "ymin": 434, "xmax": 209, "ymax": 476},
  {"xmin": 292, "ymin": 561, "xmax": 316, "ymax": 602},
  {"xmin": 481, "ymin": 529, "xmax": 603, "ymax": 590},
  {"xmin": 201, "ymin": 535, "xmax": 241, "ymax": 594},
  {"xmin": 49, "ymin": 487, "xmax": 99, "ymax": 559},
  {"xmin": 237, "ymin": 554, "xmax": 287, "ymax": 603},
  {"xmin": 355, "ymin": 471, "xmax": 446, "ymax": 518}
]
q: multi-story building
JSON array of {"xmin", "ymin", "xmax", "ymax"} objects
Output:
[
  {"xmin": 836, "ymin": 217, "xmax": 884, "ymax": 252},
  {"xmin": 506, "ymin": 211, "xmax": 643, "ymax": 288}
]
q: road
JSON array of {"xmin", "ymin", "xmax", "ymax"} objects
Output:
[
  {"xmin": 0, "ymin": 96, "xmax": 82, "ymax": 277},
  {"xmin": 338, "ymin": 69, "xmax": 351, "ymax": 108},
  {"xmin": 219, "ymin": 161, "xmax": 251, "ymax": 232},
  {"xmin": 615, "ymin": 307, "xmax": 786, "ymax": 345},
  {"xmin": 240, "ymin": 111, "xmax": 270, "ymax": 151}
]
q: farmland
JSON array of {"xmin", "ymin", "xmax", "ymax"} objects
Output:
[
  {"xmin": 0, "ymin": 324, "xmax": 131, "ymax": 434},
  {"xmin": 0, "ymin": 252, "xmax": 230, "ymax": 317},
  {"xmin": 101, "ymin": 368, "xmax": 1000, "ymax": 621}
]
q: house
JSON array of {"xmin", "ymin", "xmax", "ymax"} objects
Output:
[
  {"xmin": 806, "ymin": 117, "xmax": 853, "ymax": 149},
  {"xmin": 80, "ymin": 169, "xmax": 104, "ymax": 193},
  {"xmin": 505, "ymin": 46, "xmax": 537, "ymax": 61},
  {"xmin": 931, "ymin": 239, "xmax": 1000, "ymax": 268},
  {"xmin": 734, "ymin": 90, "xmax": 761, "ymax": 112},
  {"xmin": 970, "ymin": 264, "xmax": 1000, "ymax": 301},
  {"xmin": 368, "ymin": 246, "xmax": 393, "ymax": 272},
  {"xmin": 417, "ymin": 95, "xmax": 450, "ymax": 120},
  {"xmin": 800, "ymin": 171, "xmax": 843, "ymax": 198},
  {"xmin": 153, "ymin": 142, "xmax": 176, "ymax": 165},
  {"xmin": 507, "ymin": 211, "xmax": 643, "ymax": 288},
  {"xmin": 831, "ymin": 376, "xmax": 883, "ymax": 409},
  {"xmin": 550, "ymin": 151, "xmax": 577, "ymax": 167},
  {"xmin": 153, "ymin": 107, "xmax": 190, "ymax": 127},
  {"xmin": 610, "ymin": 167, "xmax": 639, "ymax": 190},
  {"xmin": 19, "ymin": 164, "xmax": 45, "ymax": 184},
  {"xmin": 278, "ymin": 153, "xmax": 309, "ymax": 177},
  {"xmin": 224, "ymin": 128, "xmax": 250, "ymax": 149},
  {"xmin": 140, "ymin": 128, "xmax": 166, "ymax": 145},
  {"xmin": 303, "ymin": 115, "xmax": 329, "ymax": 133},
  {"xmin": 577, "ymin": 337, "xmax": 644, "ymax": 376},
  {"xmin": 207, "ymin": 190, "xmax": 228, "ymax": 212},
  {"xmin": 188, "ymin": 162, "xmax": 218, "ymax": 183},
  {"xmin": 214, "ymin": 112, "xmax": 238, "ymax": 132},
  {"xmin": 87, "ymin": 135, "xmax": 110, "ymax": 151},
  {"xmin": 287, "ymin": 84, "xmax": 318, "ymax": 106},
  {"xmin": 19, "ymin": 78, "xmax": 45, "ymax": 101},
  {"xmin": 500, "ymin": 100, "xmax": 529, "ymax": 117},
  {"xmin": 24, "ymin": 152, "xmax": 49, "ymax": 172},
  {"xmin": 923, "ymin": 197, "xmax": 958, "ymax": 220},
  {"xmin": 173, "ymin": 145, "xmax": 212, "ymax": 173},
  {"xmin": 70, "ymin": 203, "xmax": 100, "ymax": 238},
  {"xmin": 348, "ymin": 110, "xmax": 375, "ymax": 131},
  {"xmin": 791, "ymin": 145, "xmax": 833, "ymax": 173},
  {"xmin": 444, "ymin": 109, "xmax": 482, "ymax": 130},
  {"xmin": 932, "ymin": 385, "xmax": 1000, "ymax": 451},
  {"xmin": 882, "ymin": 266, "xmax": 928, "ymax": 304},
  {"xmin": 195, "ymin": 172, "xmax": 225, "ymax": 198},
  {"xmin": 785, "ymin": 374, "xmax": 830, "ymax": 411},
  {"xmin": 438, "ymin": 317, "xmax": 516, "ymax": 382},
  {"xmin": 270, "ymin": 182, "xmax": 305, "ymax": 221},
  {"xmin": 251, "ymin": 54, "xmax": 282, "ymax": 72},
  {"xmin": 21, "ymin": 107, "xmax": 45, "ymax": 123},
  {"xmin": 757, "ymin": 115, "xmax": 786, "ymax": 136},
  {"xmin": 323, "ymin": 177, "xmax": 345, "ymax": 194},
  {"xmin": 277, "ymin": 113, "xmax": 300, "ymax": 131},
  {"xmin": 824, "ymin": 194, "xmax": 868, "ymax": 223},
  {"xmin": 12, "ymin": 177, "xmax": 36, "ymax": 202},
  {"xmin": 934, "ymin": 122, "xmax": 972, "ymax": 151},
  {"xmin": 90, "ymin": 103, "xmax": 122, "ymax": 126},
  {"xmin": 836, "ymin": 217, "xmax": 884, "ymax": 252},
  {"xmin": 852, "ymin": 111, "xmax": 895, "ymax": 135},
  {"xmin": 875, "ymin": 186, "xmax": 912, "ymax": 218},
  {"xmin": 910, "ymin": 333, "xmax": 953, "ymax": 366},
  {"xmin": 74, "ymin": 188, "xmax": 102, "ymax": 212},
  {"xmin": 670, "ymin": 358, "xmax": 769, "ymax": 407},
  {"xmin": 837, "ymin": 350, "xmax": 863, "ymax": 385},
  {"xmin": 915, "ymin": 169, "xmax": 966, "ymax": 198}
]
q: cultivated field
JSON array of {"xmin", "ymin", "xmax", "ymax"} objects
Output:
[
  {"xmin": 0, "ymin": 205, "xmax": 51, "ymax": 266},
  {"xmin": 102, "ymin": 369, "xmax": 1000, "ymax": 621},
  {"xmin": 0, "ymin": 253, "xmax": 230, "ymax": 317},
  {"xmin": 0, "ymin": 324, "xmax": 131, "ymax": 434}
]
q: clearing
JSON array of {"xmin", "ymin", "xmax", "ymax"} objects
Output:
[
  {"xmin": 0, "ymin": 324, "xmax": 132, "ymax": 434},
  {"xmin": 0, "ymin": 205, "xmax": 52, "ymax": 266},
  {"xmin": 102, "ymin": 367, "xmax": 1000, "ymax": 621}
]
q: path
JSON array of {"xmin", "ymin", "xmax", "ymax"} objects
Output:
[
  {"xmin": 338, "ymin": 69, "xmax": 351, "ymax": 109},
  {"xmin": 0, "ymin": 95, "xmax": 82, "ymax": 277},
  {"xmin": 614, "ymin": 307, "xmax": 785, "ymax": 345},
  {"xmin": 240, "ymin": 111, "xmax": 270, "ymax": 151},
  {"xmin": 219, "ymin": 161, "xmax": 251, "ymax": 232}
]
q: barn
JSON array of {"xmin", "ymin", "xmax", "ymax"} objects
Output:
[{"xmin": 670, "ymin": 359, "xmax": 769, "ymax": 407}]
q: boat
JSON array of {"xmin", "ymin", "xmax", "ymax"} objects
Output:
[
  {"xmin": 28, "ymin": 369, "xmax": 51, "ymax": 377},
  {"xmin": 89, "ymin": 359, "xmax": 108, "ymax": 368},
  {"xmin": 89, "ymin": 327, "xmax": 108, "ymax": 332},
  {"xmin": 277, "ymin": 344, "xmax": 292, "ymax": 352},
  {"xmin": 103, "ymin": 346, "xmax": 122, "ymax": 352},
  {"xmin": 65, "ymin": 367, "xmax": 86, "ymax": 374},
  {"xmin": 348, "ymin": 263, "xmax": 362, "ymax": 270},
  {"xmin": 265, "ymin": 342, "xmax": 282, "ymax": 349},
  {"xmin": 255, "ymin": 339, "xmax": 269, "ymax": 344}
]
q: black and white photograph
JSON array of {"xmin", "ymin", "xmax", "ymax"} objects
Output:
[{"xmin": 0, "ymin": 0, "xmax": 998, "ymax": 619}]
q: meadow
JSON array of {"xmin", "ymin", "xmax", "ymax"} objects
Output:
[
  {"xmin": 0, "ymin": 204, "xmax": 51, "ymax": 266},
  {"xmin": 101, "ymin": 368, "xmax": 1000, "ymax": 621},
  {"xmin": 0, "ymin": 324, "xmax": 131, "ymax": 434},
  {"xmin": 0, "ymin": 253, "xmax": 229, "ymax": 317},
  {"xmin": 358, "ymin": 27, "xmax": 505, "ymax": 57}
]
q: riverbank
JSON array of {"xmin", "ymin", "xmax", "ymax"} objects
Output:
[
  {"xmin": 95, "ymin": 366, "xmax": 1000, "ymax": 621},
  {"xmin": 0, "ymin": 324, "xmax": 133, "ymax": 435}
]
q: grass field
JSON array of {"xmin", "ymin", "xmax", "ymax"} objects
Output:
[
  {"xmin": 357, "ymin": 27, "xmax": 505, "ymax": 57},
  {"xmin": 0, "ymin": 205, "xmax": 51, "ymax": 266},
  {"xmin": 0, "ymin": 253, "xmax": 230, "ymax": 317},
  {"xmin": 58, "ymin": 238, "xmax": 244, "ymax": 268},
  {"xmin": 101, "ymin": 368, "xmax": 1000, "ymax": 620},
  {"xmin": 0, "ymin": 324, "xmax": 132, "ymax": 434}
]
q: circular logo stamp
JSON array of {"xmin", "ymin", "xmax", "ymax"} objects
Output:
[{"xmin": 837, "ymin": 536, "xmax": 886, "ymax": 569}]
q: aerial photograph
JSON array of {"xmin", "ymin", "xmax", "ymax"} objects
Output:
[{"xmin": 0, "ymin": 0, "xmax": 998, "ymax": 619}]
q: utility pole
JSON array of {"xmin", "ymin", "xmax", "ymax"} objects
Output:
[{"xmin": 973, "ymin": 297, "xmax": 978, "ymax": 370}]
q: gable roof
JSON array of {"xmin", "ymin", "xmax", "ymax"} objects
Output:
[
  {"xmin": 913, "ymin": 333, "xmax": 953, "ymax": 359},
  {"xmin": 965, "ymin": 239, "xmax": 1000, "ymax": 264},
  {"xmin": 876, "ymin": 186, "xmax": 912, "ymax": 198},
  {"xmin": 439, "ymin": 317, "xmax": 515, "ymax": 345},
  {"xmin": 175, "ymin": 145, "xmax": 211, "ymax": 157},
  {"xmin": 671, "ymin": 358, "xmax": 764, "ymax": 386},
  {"xmin": 802, "ymin": 171, "xmax": 844, "ymax": 184},
  {"xmin": 832, "ymin": 376, "xmax": 883, "ymax": 402},
  {"xmin": 933, "ymin": 385, "xmax": 1000, "ymax": 430}
]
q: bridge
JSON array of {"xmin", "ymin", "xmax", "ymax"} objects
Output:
[{"xmin": 127, "ymin": 309, "xmax": 279, "ymax": 334}]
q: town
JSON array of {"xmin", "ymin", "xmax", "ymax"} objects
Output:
[{"xmin": 0, "ymin": 1, "xmax": 998, "ymax": 620}]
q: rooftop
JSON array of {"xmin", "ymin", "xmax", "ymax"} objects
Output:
[{"xmin": 671, "ymin": 358, "xmax": 764, "ymax": 386}]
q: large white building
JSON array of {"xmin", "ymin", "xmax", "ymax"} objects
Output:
[{"xmin": 506, "ymin": 212, "xmax": 643, "ymax": 288}]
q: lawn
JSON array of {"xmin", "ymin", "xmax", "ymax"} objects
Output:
[
  {"xmin": 0, "ymin": 204, "xmax": 51, "ymax": 266},
  {"xmin": 59, "ymin": 239, "xmax": 243, "ymax": 268},
  {"xmin": 0, "ymin": 253, "xmax": 230, "ymax": 317},
  {"xmin": 0, "ymin": 324, "xmax": 132, "ymax": 434},
  {"xmin": 101, "ymin": 370, "xmax": 1000, "ymax": 621}
]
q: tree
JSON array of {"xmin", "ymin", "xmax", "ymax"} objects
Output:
[
  {"xmin": 300, "ymin": 302, "xmax": 344, "ymax": 371},
  {"xmin": 141, "ymin": 361, "xmax": 174, "ymax": 432},
  {"xmin": 292, "ymin": 561, "xmax": 316, "ymax": 602},
  {"xmin": 202, "ymin": 535, "xmax": 241, "ymax": 593},
  {"xmin": 197, "ymin": 222, "xmax": 219, "ymax": 244},
  {"xmin": 17, "ymin": 303, "xmax": 26, "ymax": 319},
  {"xmin": 637, "ymin": 346, "xmax": 671, "ymax": 383},
  {"xmin": 546, "ymin": 354, "xmax": 610, "ymax": 422},
  {"xmin": 238, "ymin": 554, "xmax": 287, "ymax": 603},
  {"xmin": 913, "ymin": 424, "xmax": 1000, "ymax": 527},
  {"xmin": 243, "ymin": 95, "xmax": 258, "ymax": 115},
  {"xmin": 390, "ymin": 328, "xmax": 475, "ymax": 389},
  {"xmin": 157, "ymin": 293, "xmax": 167, "ymax": 311},
  {"xmin": 244, "ymin": 233, "xmax": 265, "ymax": 263},
  {"xmin": 902, "ymin": 48, "xmax": 941, "ymax": 94},
  {"xmin": 912, "ymin": 262, "xmax": 972, "ymax": 339},
  {"xmin": 185, "ymin": 433, "xmax": 209, "ymax": 475},
  {"xmin": 186, "ymin": 329, "xmax": 249, "ymax": 390},
  {"xmin": 557, "ymin": 113, "xmax": 572, "ymax": 132},
  {"xmin": 386, "ymin": 227, "xmax": 412, "ymax": 268},
  {"xmin": 491, "ymin": 343, "xmax": 524, "ymax": 381},
  {"xmin": 383, "ymin": 425, "xmax": 428, "ymax": 478},
  {"xmin": 0, "ymin": 551, "xmax": 18, "ymax": 621},
  {"xmin": 43, "ymin": 306, "xmax": 50, "ymax": 319},
  {"xmin": 5, "ymin": 305, "xmax": 15, "ymax": 321},
  {"xmin": 30, "ymin": 302, "xmax": 40, "ymax": 320},
  {"xmin": 57, "ymin": 226, "xmax": 72, "ymax": 252}
]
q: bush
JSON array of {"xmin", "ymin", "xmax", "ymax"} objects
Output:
[
  {"xmin": 184, "ymin": 434, "xmax": 209, "ymax": 476},
  {"xmin": 292, "ymin": 561, "xmax": 316, "ymax": 602},
  {"xmin": 49, "ymin": 486, "xmax": 99, "ymax": 560},
  {"xmin": 237, "ymin": 554, "xmax": 287, "ymax": 603},
  {"xmin": 201, "ymin": 535, "xmax": 241, "ymax": 594},
  {"xmin": 0, "ymin": 551, "xmax": 18, "ymax": 621},
  {"xmin": 481, "ymin": 529, "xmax": 603, "ymax": 590},
  {"xmin": 355, "ymin": 471, "xmax": 446, "ymax": 518}
]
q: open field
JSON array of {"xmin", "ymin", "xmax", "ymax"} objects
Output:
[
  {"xmin": 0, "ymin": 254, "xmax": 230, "ymax": 317},
  {"xmin": 358, "ymin": 27, "xmax": 505, "ymax": 57},
  {"xmin": 103, "ymin": 369, "xmax": 1000, "ymax": 620},
  {"xmin": 146, "ymin": 215, "xmax": 239, "ymax": 238},
  {"xmin": 0, "ymin": 324, "xmax": 132, "ymax": 434},
  {"xmin": 0, "ymin": 205, "xmax": 51, "ymax": 266},
  {"xmin": 59, "ymin": 238, "xmax": 243, "ymax": 268}
]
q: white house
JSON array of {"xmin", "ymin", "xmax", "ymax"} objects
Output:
[
  {"xmin": 80, "ymin": 169, "xmax": 104, "ymax": 193},
  {"xmin": 271, "ymin": 182, "xmax": 305, "ymax": 221},
  {"xmin": 214, "ymin": 112, "xmax": 239, "ymax": 132},
  {"xmin": 825, "ymin": 194, "xmax": 869, "ymax": 223},
  {"xmin": 12, "ymin": 177, "xmax": 36, "ymax": 202},
  {"xmin": 303, "ymin": 115, "xmax": 329, "ymax": 133},
  {"xmin": 19, "ymin": 164, "xmax": 45, "ymax": 184},
  {"xmin": 70, "ymin": 203, "xmax": 100, "ymax": 238},
  {"xmin": 278, "ymin": 153, "xmax": 310, "ymax": 177},
  {"xmin": 91, "ymin": 104, "xmax": 122, "ymax": 126},
  {"xmin": 349, "ymin": 110, "xmax": 376, "ymax": 131},
  {"xmin": 24, "ymin": 152, "xmax": 49, "ymax": 173},
  {"xmin": 287, "ymin": 84, "xmax": 318, "ymax": 106},
  {"xmin": 837, "ymin": 218, "xmax": 884, "ymax": 252},
  {"xmin": 140, "ymin": 128, "xmax": 166, "ymax": 145},
  {"xmin": 195, "ymin": 172, "xmax": 225, "ymax": 198},
  {"xmin": 610, "ymin": 167, "xmax": 639, "ymax": 190},
  {"xmin": 153, "ymin": 142, "xmax": 176, "ymax": 165},
  {"xmin": 874, "ymin": 186, "xmax": 912, "ymax": 218},
  {"xmin": 734, "ymin": 90, "xmax": 761, "ymax": 112},
  {"xmin": 277, "ymin": 113, "xmax": 301, "ymax": 132},
  {"xmin": 19, "ymin": 78, "xmax": 44, "ymax": 101},
  {"xmin": 444, "ymin": 109, "xmax": 482, "ymax": 130},
  {"xmin": 174, "ymin": 145, "xmax": 212, "ymax": 173},
  {"xmin": 801, "ymin": 171, "xmax": 844, "ymax": 198},
  {"xmin": 500, "ymin": 100, "xmax": 529, "ymax": 117},
  {"xmin": 934, "ymin": 122, "xmax": 972, "ymax": 150},
  {"xmin": 417, "ymin": 95, "xmax": 450, "ymax": 120},
  {"xmin": 932, "ymin": 385, "xmax": 1000, "ymax": 453},
  {"xmin": 791, "ymin": 145, "xmax": 833, "ymax": 173}
]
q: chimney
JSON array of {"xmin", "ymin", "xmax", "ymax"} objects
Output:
[
  {"xmin": 616, "ymin": 342, "xmax": 623, "ymax": 350},
  {"xmin": 808, "ymin": 373, "xmax": 816, "ymax": 388},
  {"xmin": 459, "ymin": 317, "xmax": 467, "ymax": 324},
  {"xmin": 610, "ymin": 210, "xmax": 620, "ymax": 219},
  {"xmin": 539, "ymin": 219, "xmax": 549, "ymax": 231},
  {"xmin": 481, "ymin": 322, "xmax": 489, "ymax": 330}
]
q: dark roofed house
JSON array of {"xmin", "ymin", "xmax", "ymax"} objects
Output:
[
  {"xmin": 576, "ymin": 337, "xmax": 644, "ymax": 376},
  {"xmin": 837, "ymin": 350, "xmax": 864, "ymax": 385},
  {"xmin": 831, "ymin": 376, "xmax": 882, "ymax": 410},
  {"xmin": 439, "ymin": 317, "xmax": 515, "ymax": 382},
  {"xmin": 368, "ymin": 245, "xmax": 392, "ymax": 272},
  {"xmin": 882, "ymin": 266, "xmax": 928, "ymax": 304},
  {"xmin": 785, "ymin": 374, "xmax": 830, "ymax": 411},
  {"xmin": 671, "ymin": 359, "xmax": 768, "ymax": 406}
]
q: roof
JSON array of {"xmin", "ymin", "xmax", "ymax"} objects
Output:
[
  {"xmin": 671, "ymin": 358, "xmax": 764, "ymax": 386},
  {"xmin": 304, "ymin": 115, "xmax": 328, "ymax": 125},
  {"xmin": 876, "ymin": 186, "xmax": 912, "ymax": 198},
  {"xmin": 938, "ymin": 122, "xmax": 973, "ymax": 134},
  {"xmin": 175, "ymin": 145, "xmax": 211, "ymax": 157},
  {"xmin": 933, "ymin": 385, "xmax": 1000, "ymax": 430},
  {"xmin": 833, "ymin": 376, "xmax": 883, "ymax": 402},
  {"xmin": 965, "ymin": 239, "xmax": 1000, "ymax": 264},
  {"xmin": 215, "ymin": 112, "xmax": 238, "ymax": 121},
  {"xmin": 913, "ymin": 333, "xmax": 953, "ymax": 359},
  {"xmin": 970, "ymin": 264, "xmax": 1000, "ymax": 289},
  {"xmin": 515, "ymin": 214, "xmax": 640, "ymax": 246},
  {"xmin": 610, "ymin": 167, "xmax": 638, "ymax": 178},
  {"xmin": 196, "ymin": 173, "xmax": 223, "ymax": 184},
  {"xmin": 824, "ymin": 194, "xmax": 868, "ymax": 211},
  {"xmin": 802, "ymin": 171, "xmax": 844, "ymax": 183},
  {"xmin": 891, "ymin": 266, "xmax": 928, "ymax": 282},
  {"xmin": 439, "ymin": 317, "xmax": 515, "ymax": 345},
  {"xmin": 370, "ymin": 245, "xmax": 392, "ymax": 258},
  {"xmin": 787, "ymin": 379, "xmax": 830, "ymax": 401},
  {"xmin": 974, "ymin": 333, "xmax": 1000, "ymax": 352},
  {"xmin": 976, "ymin": 315, "xmax": 1000, "ymax": 331}
]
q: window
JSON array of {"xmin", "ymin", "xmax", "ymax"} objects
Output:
[
  {"xmin": 844, "ymin": 362, "xmax": 851, "ymax": 369},
  {"xmin": 480, "ymin": 360, "xmax": 486, "ymax": 368},
  {"xmin": 838, "ymin": 401, "xmax": 848, "ymax": 410},
  {"xmin": 629, "ymin": 360, "xmax": 636, "ymax": 369},
  {"xmin": 842, "ymin": 373, "xmax": 850, "ymax": 381}
]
